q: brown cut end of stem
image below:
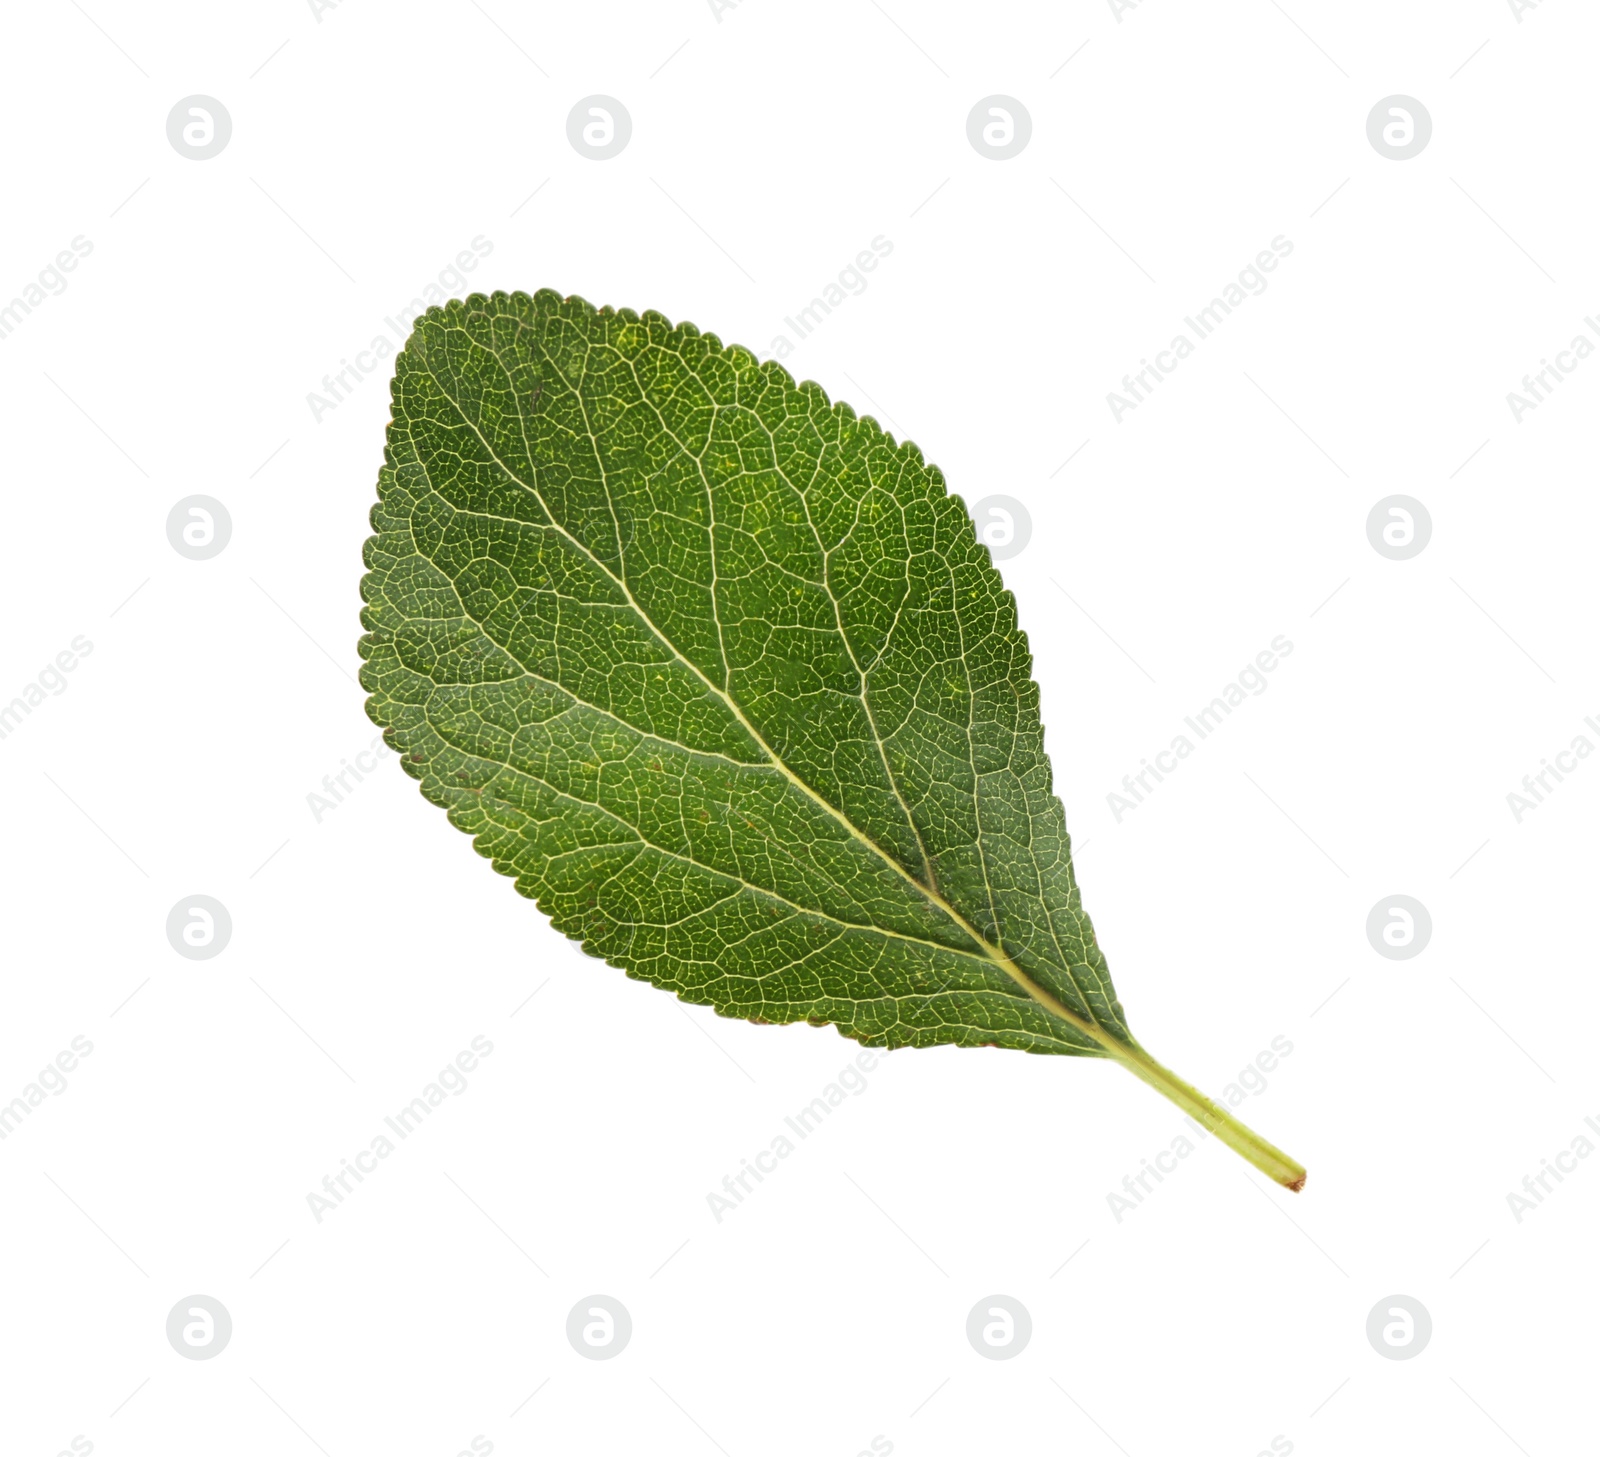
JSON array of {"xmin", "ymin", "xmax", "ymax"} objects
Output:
[{"xmin": 1285, "ymin": 1173, "xmax": 1307, "ymax": 1193}]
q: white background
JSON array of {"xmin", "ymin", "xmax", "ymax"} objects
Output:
[{"xmin": 2, "ymin": 2, "xmax": 1596, "ymax": 1454}]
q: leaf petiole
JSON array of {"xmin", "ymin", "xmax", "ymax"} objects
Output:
[{"xmin": 1115, "ymin": 1044, "xmax": 1307, "ymax": 1190}]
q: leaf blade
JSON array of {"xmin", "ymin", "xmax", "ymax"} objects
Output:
[{"xmin": 361, "ymin": 289, "xmax": 1129, "ymax": 1058}]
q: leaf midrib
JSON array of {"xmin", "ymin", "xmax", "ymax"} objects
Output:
[{"xmin": 407, "ymin": 329, "xmax": 1126, "ymax": 1060}]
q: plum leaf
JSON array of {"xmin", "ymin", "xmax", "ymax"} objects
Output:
[{"xmin": 359, "ymin": 289, "xmax": 1304, "ymax": 1190}]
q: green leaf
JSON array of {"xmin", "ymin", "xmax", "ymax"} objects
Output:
[{"xmin": 359, "ymin": 289, "xmax": 1305, "ymax": 1190}]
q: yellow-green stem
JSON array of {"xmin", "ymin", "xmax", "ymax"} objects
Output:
[{"xmin": 1114, "ymin": 1043, "xmax": 1306, "ymax": 1189}]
